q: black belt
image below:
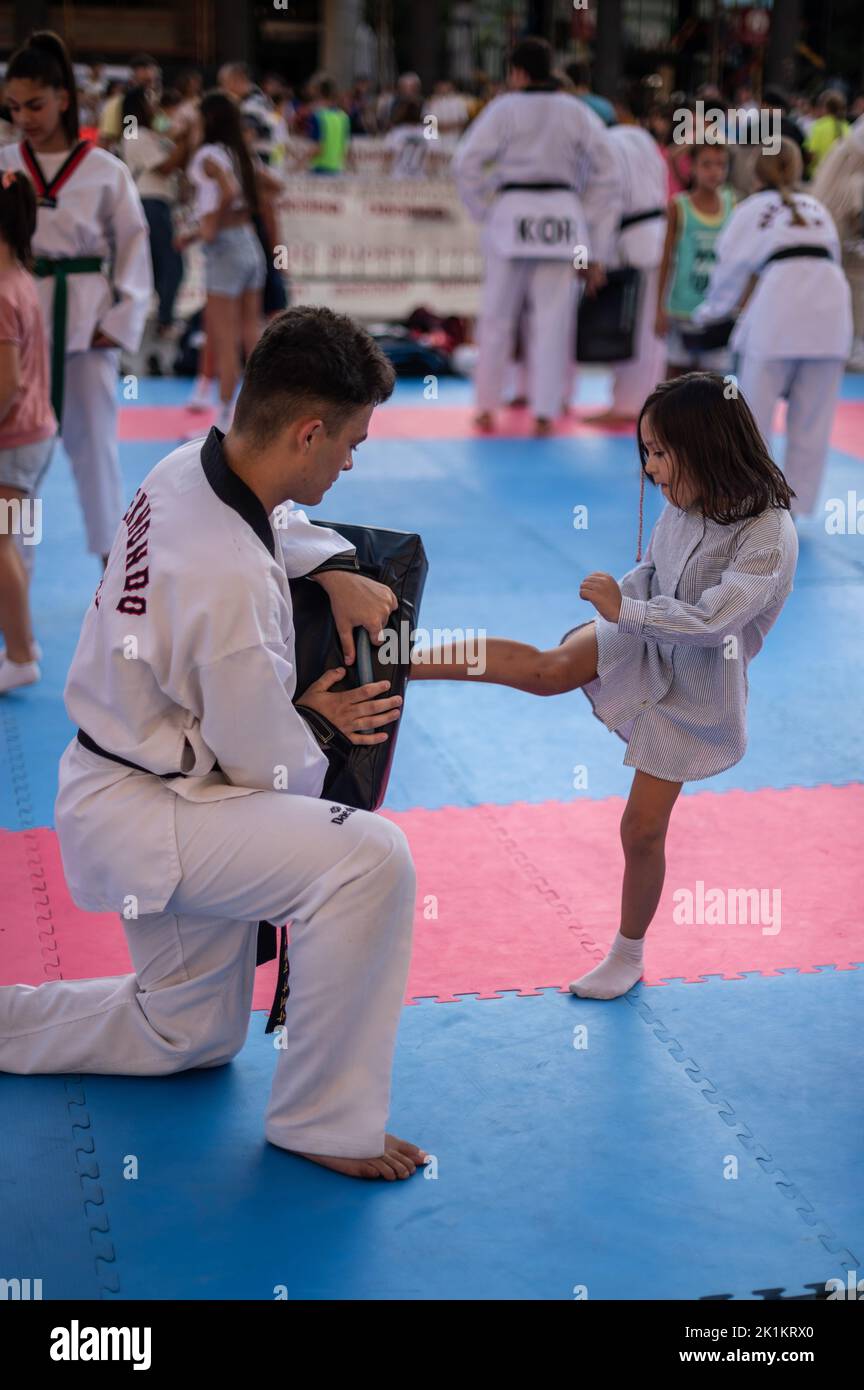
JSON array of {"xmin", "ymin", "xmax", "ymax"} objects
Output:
[
  {"xmin": 77, "ymin": 728, "xmax": 182, "ymax": 777},
  {"xmin": 764, "ymin": 245, "xmax": 832, "ymax": 265},
  {"xmin": 498, "ymin": 182, "xmax": 575, "ymax": 192},
  {"xmin": 620, "ymin": 207, "xmax": 665, "ymax": 230},
  {"xmin": 77, "ymin": 727, "xmax": 288, "ymax": 1034}
]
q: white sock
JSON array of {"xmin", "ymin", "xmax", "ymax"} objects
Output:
[
  {"xmin": 569, "ymin": 931, "xmax": 644, "ymax": 1000},
  {"xmin": 0, "ymin": 657, "xmax": 40, "ymax": 695}
]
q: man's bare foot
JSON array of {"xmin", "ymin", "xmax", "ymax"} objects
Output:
[
  {"xmin": 292, "ymin": 1133, "xmax": 427, "ymax": 1181},
  {"xmin": 474, "ymin": 410, "xmax": 495, "ymax": 432},
  {"xmin": 533, "ymin": 416, "xmax": 553, "ymax": 436},
  {"xmin": 507, "ymin": 395, "xmax": 528, "ymax": 408}
]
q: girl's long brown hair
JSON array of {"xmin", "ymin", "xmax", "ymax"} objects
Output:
[
  {"xmin": 200, "ymin": 90, "xmax": 259, "ymax": 217},
  {"xmin": 637, "ymin": 372, "xmax": 794, "ymax": 524}
]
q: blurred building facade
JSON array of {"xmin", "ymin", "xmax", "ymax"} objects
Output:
[{"xmin": 0, "ymin": 0, "xmax": 861, "ymax": 96}]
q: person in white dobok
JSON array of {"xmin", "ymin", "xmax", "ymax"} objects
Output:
[
  {"xmin": 452, "ymin": 36, "xmax": 621, "ymax": 436},
  {"xmin": 694, "ymin": 138, "xmax": 852, "ymax": 515},
  {"xmin": 590, "ymin": 82, "xmax": 669, "ymax": 426},
  {"xmin": 0, "ymin": 307, "xmax": 426, "ymax": 1183},
  {"xmin": 0, "ymin": 31, "xmax": 152, "ymax": 567}
]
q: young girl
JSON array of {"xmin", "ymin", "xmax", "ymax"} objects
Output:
[
  {"xmin": 0, "ymin": 30, "xmax": 151, "ymax": 568},
  {"xmin": 694, "ymin": 138, "xmax": 852, "ymax": 515},
  {"xmin": 0, "ymin": 170, "xmax": 55, "ymax": 693},
  {"xmin": 185, "ymin": 91, "xmax": 266, "ymax": 432},
  {"xmin": 411, "ymin": 372, "xmax": 798, "ymax": 998},
  {"xmin": 655, "ymin": 142, "xmax": 735, "ymax": 377}
]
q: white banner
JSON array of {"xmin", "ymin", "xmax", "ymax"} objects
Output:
[
  {"xmin": 176, "ymin": 176, "xmax": 484, "ymax": 322},
  {"xmin": 277, "ymin": 176, "xmax": 483, "ymax": 318}
]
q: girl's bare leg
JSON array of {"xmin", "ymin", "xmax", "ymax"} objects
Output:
[
  {"xmin": 409, "ymin": 621, "xmax": 598, "ymax": 695},
  {"xmin": 239, "ymin": 288, "xmax": 263, "ymax": 362},
  {"xmin": 207, "ymin": 293, "xmax": 242, "ymax": 405},
  {"xmin": 571, "ymin": 770, "xmax": 683, "ymax": 999}
]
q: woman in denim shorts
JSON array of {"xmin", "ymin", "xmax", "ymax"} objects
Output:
[{"xmin": 187, "ymin": 92, "xmax": 267, "ymax": 431}]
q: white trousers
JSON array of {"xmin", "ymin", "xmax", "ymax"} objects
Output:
[
  {"xmin": 610, "ymin": 266, "xmax": 666, "ymax": 416},
  {"xmin": 475, "ymin": 253, "xmax": 578, "ymax": 420},
  {"xmin": 0, "ymin": 791, "xmax": 416, "ymax": 1158},
  {"xmin": 737, "ymin": 355, "xmax": 845, "ymax": 515},
  {"xmin": 60, "ymin": 349, "xmax": 124, "ymax": 557}
]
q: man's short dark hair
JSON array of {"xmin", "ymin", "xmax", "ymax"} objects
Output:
[
  {"xmin": 509, "ymin": 37, "xmax": 552, "ymax": 83},
  {"xmin": 130, "ymin": 53, "xmax": 157, "ymax": 71},
  {"xmin": 565, "ymin": 61, "xmax": 591, "ymax": 89},
  {"xmin": 233, "ymin": 306, "xmax": 396, "ymax": 444}
]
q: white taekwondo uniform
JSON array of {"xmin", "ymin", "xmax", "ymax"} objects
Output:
[
  {"xmin": 452, "ymin": 84, "xmax": 621, "ymax": 421},
  {"xmin": 606, "ymin": 124, "xmax": 668, "ymax": 414},
  {"xmin": 0, "ymin": 428, "xmax": 416, "ymax": 1159},
  {"xmin": 694, "ymin": 188, "xmax": 852, "ymax": 514},
  {"xmin": 0, "ymin": 139, "xmax": 152, "ymax": 555}
]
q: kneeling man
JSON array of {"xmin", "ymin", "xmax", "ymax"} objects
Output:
[{"xmin": 0, "ymin": 307, "xmax": 424, "ymax": 1181}]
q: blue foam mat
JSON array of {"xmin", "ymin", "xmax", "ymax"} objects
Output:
[{"xmin": 1, "ymin": 971, "xmax": 858, "ymax": 1300}]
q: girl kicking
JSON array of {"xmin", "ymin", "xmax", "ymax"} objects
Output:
[{"xmin": 411, "ymin": 372, "xmax": 798, "ymax": 998}]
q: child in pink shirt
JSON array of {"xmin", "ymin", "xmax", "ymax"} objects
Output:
[{"xmin": 0, "ymin": 169, "xmax": 56, "ymax": 693}]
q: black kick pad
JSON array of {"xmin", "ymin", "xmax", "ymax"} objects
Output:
[{"xmin": 290, "ymin": 521, "xmax": 428, "ymax": 812}]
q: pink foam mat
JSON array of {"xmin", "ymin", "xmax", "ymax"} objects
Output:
[
  {"xmin": 1, "ymin": 783, "xmax": 861, "ymax": 1004},
  {"xmin": 117, "ymin": 400, "xmax": 864, "ymax": 456}
]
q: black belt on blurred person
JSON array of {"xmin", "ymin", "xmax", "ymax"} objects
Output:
[
  {"xmin": 620, "ymin": 207, "xmax": 665, "ymax": 229},
  {"xmin": 498, "ymin": 182, "xmax": 575, "ymax": 192},
  {"xmin": 764, "ymin": 245, "xmax": 832, "ymax": 265}
]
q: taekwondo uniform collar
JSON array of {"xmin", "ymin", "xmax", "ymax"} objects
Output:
[{"xmin": 201, "ymin": 425, "xmax": 276, "ymax": 557}]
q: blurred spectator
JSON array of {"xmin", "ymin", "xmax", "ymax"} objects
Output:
[
  {"xmin": 378, "ymin": 72, "xmax": 422, "ymax": 132},
  {"xmin": 812, "ymin": 117, "xmax": 864, "ymax": 368},
  {"xmin": 348, "ymin": 77, "xmax": 377, "ymax": 135},
  {"xmin": 650, "ymin": 98, "xmax": 693, "ymax": 196},
  {"xmin": 384, "ymin": 99, "xmax": 429, "ymax": 177},
  {"xmin": 0, "ymin": 84, "xmax": 16, "ymax": 147},
  {"xmin": 762, "ymin": 88, "xmax": 805, "ymax": 151},
  {"xmin": 173, "ymin": 69, "xmax": 203, "ymax": 136},
  {"xmin": 99, "ymin": 53, "xmax": 161, "ymax": 148},
  {"xmin": 306, "ymin": 77, "xmax": 351, "ymax": 174},
  {"xmin": 120, "ymin": 85, "xmax": 190, "ymax": 335},
  {"xmin": 564, "ymin": 61, "xmax": 615, "ymax": 126},
  {"xmin": 423, "ymin": 80, "xmax": 470, "ymax": 140},
  {"xmin": 805, "ymin": 89, "xmax": 849, "ymax": 173},
  {"xmin": 78, "ymin": 65, "xmax": 104, "ymax": 128},
  {"xmin": 219, "ymin": 61, "xmax": 283, "ymax": 165},
  {"xmin": 791, "ymin": 93, "xmax": 816, "ymax": 135}
]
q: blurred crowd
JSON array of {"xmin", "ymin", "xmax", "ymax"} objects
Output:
[{"xmin": 1, "ymin": 47, "xmax": 862, "ymax": 374}]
